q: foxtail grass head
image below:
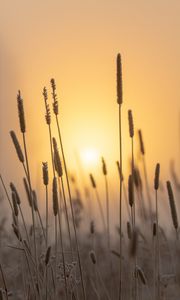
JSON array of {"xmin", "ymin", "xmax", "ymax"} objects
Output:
[
  {"xmin": 116, "ymin": 161, "xmax": 124, "ymax": 181},
  {"xmin": 116, "ymin": 53, "xmax": 123, "ymax": 105},
  {"xmin": 128, "ymin": 110, "xmax": 134, "ymax": 138},
  {"xmin": 166, "ymin": 181, "xmax": 179, "ymax": 231},
  {"xmin": 128, "ymin": 174, "xmax": 134, "ymax": 207},
  {"xmin": 10, "ymin": 182, "xmax": 21, "ymax": 205},
  {"xmin": 154, "ymin": 163, "xmax": 160, "ymax": 190},
  {"xmin": 11, "ymin": 191, "xmax": 19, "ymax": 217},
  {"xmin": 50, "ymin": 78, "xmax": 59, "ymax": 115},
  {"xmin": 43, "ymin": 87, "xmax": 51, "ymax": 125},
  {"xmin": 138, "ymin": 129, "xmax": 145, "ymax": 155},
  {"xmin": 89, "ymin": 174, "xmax": 96, "ymax": 189},
  {"xmin": 10, "ymin": 131, "xmax": 24, "ymax": 163},
  {"xmin": 101, "ymin": 157, "xmax": 107, "ymax": 176},
  {"xmin": 42, "ymin": 162, "xmax": 49, "ymax": 186},
  {"xmin": 53, "ymin": 137, "xmax": 63, "ymax": 177},
  {"xmin": 17, "ymin": 90, "xmax": 26, "ymax": 133},
  {"xmin": 89, "ymin": 250, "xmax": 96, "ymax": 264},
  {"xmin": 53, "ymin": 177, "xmax": 58, "ymax": 216}
]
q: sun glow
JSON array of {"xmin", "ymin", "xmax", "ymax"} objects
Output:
[{"xmin": 81, "ymin": 148, "xmax": 99, "ymax": 167}]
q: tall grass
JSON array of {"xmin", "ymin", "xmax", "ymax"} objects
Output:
[{"xmin": 0, "ymin": 54, "xmax": 180, "ymax": 300}]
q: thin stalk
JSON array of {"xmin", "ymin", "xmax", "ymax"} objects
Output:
[
  {"xmin": 104, "ymin": 174, "xmax": 114, "ymax": 299},
  {"xmin": 57, "ymin": 183, "xmax": 68, "ymax": 300},
  {"xmin": 0, "ymin": 175, "xmax": 13, "ymax": 212},
  {"xmin": 142, "ymin": 155, "xmax": 152, "ymax": 219},
  {"xmin": 153, "ymin": 229, "xmax": 156, "ymax": 300},
  {"xmin": 131, "ymin": 138, "xmax": 135, "ymax": 227},
  {"xmin": 45, "ymin": 185, "xmax": 48, "ymax": 248},
  {"xmin": 155, "ymin": 190, "xmax": 160, "ymax": 300},
  {"xmin": 105, "ymin": 175, "xmax": 110, "ymax": 250},
  {"xmin": 95, "ymin": 189, "xmax": 106, "ymax": 233},
  {"xmin": 123, "ymin": 182, "xmax": 131, "ymax": 220},
  {"xmin": 96, "ymin": 268, "xmax": 111, "ymax": 300},
  {"xmin": 36, "ymin": 208, "xmax": 46, "ymax": 242},
  {"xmin": 45, "ymin": 264, "xmax": 48, "ymax": 300},
  {"xmin": 54, "ymin": 217, "xmax": 58, "ymax": 300},
  {"xmin": 19, "ymin": 205, "xmax": 31, "ymax": 248},
  {"xmin": 55, "ymin": 116, "xmax": 86, "ymax": 300},
  {"xmin": 60, "ymin": 177, "xmax": 73, "ymax": 260},
  {"xmin": 48, "ymin": 125, "xmax": 55, "ymax": 177},
  {"xmin": 22, "ymin": 133, "xmax": 38, "ymax": 288},
  {"xmin": 0, "ymin": 264, "xmax": 9, "ymax": 300},
  {"xmin": 118, "ymin": 104, "xmax": 123, "ymax": 300},
  {"xmin": 131, "ymin": 137, "xmax": 137, "ymax": 300}
]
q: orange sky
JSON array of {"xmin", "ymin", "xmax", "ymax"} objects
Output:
[{"xmin": 1, "ymin": 0, "xmax": 180, "ymax": 196}]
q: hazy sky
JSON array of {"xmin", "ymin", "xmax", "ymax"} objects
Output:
[{"xmin": 1, "ymin": 0, "xmax": 180, "ymax": 192}]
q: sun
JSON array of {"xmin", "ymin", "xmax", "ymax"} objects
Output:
[{"xmin": 81, "ymin": 148, "xmax": 99, "ymax": 167}]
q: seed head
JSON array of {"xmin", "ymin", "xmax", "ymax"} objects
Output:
[
  {"xmin": 50, "ymin": 78, "xmax": 59, "ymax": 115},
  {"xmin": 101, "ymin": 157, "xmax": 107, "ymax": 175},
  {"xmin": 17, "ymin": 90, "xmax": 26, "ymax": 133},
  {"xmin": 89, "ymin": 174, "xmax": 96, "ymax": 188},
  {"xmin": 153, "ymin": 222, "xmax": 157, "ymax": 236},
  {"xmin": 10, "ymin": 182, "xmax": 21, "ymax": 205},
  {"xmin": 53, "ymin": 177, "xmax": 58, "ymax": 216},
  {"xmin": 166, "ymin": 181, "xmax": 179, "ymax": 230},
  {"xmin": 11, "ymin": 191, "xmax": 18, "ymax": 216},
  {"xmin": 43, "ymin": 87, "xmax": 51, "ymax": 125},
  {"xmin": 128, "ymin": 174, "xmax": 134, "ymax": 207},
  {"xmin": 42, "ymin": 162, "xmax": 49, "ymax": 186},
  {"xmin": 127, "ymin": 221, "xmax": 132, "ymax": 240},
  {"xmin": 45, "ymin": 246, "xmax": 51, "ymax": 265},
  {"xmin": 116, "ymin": 161, "xmax": 124, "ymax": 181},
  {"xmin": 10, "ymin": 131, "xmax": 24, "ymax": 163},
  {"xmin": 53, "ymin": 137, "xmax": 63, "ymax": 177},
  {"xmin": 154, "ymin": 163, "xmax": 160, "ymax": 190},
  {"xmin": 23, "ymin": 177, "xmax": 32, "ymax": 207},
  {"xmin": 116, "ymin": 53, "xmax": 123, "ymax": 105},
  {"xmin": 138, "ymin": 130, "xmax": 145, "ymax": 155},
  {"xmin": 89, "ymin": 250, "xmax": 96, "ymax": 264},
  {"xmin": 128, "ymin": 110, "xmax": 134, "ymax": 138}
]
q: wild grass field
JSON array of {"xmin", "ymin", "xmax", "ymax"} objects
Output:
[{"xmin": 0, "ymin": 54, "xmax": 180, "ymax": 300}]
